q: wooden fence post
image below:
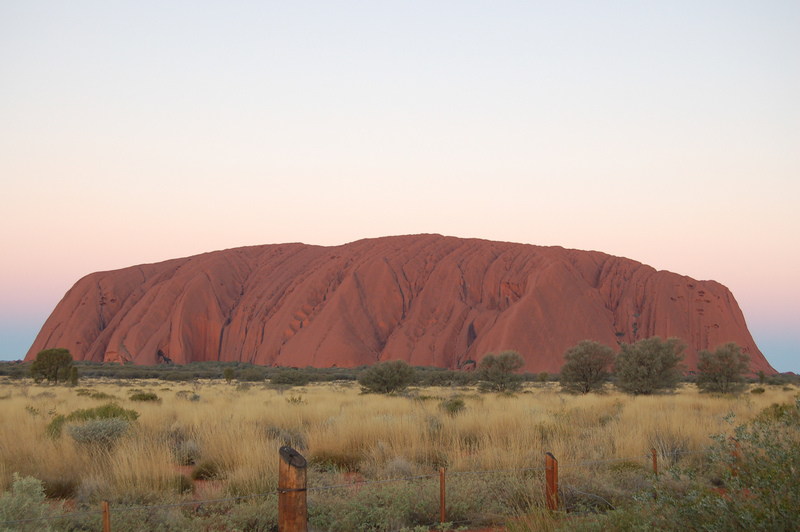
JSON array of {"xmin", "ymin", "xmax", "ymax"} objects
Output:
[
  {"xmin": 545, "ymin": 452, "xmax": 558, "ymax": 511},
  {"xmin": 439, "ymin": 467, "xmax": 446, "ymax": 524},
  {"xmin": 279, "ymin": 446, "xmax": 307, "ymax": 532},
  {"xmin": 102, "ymin": 500, "xmax": 111, "ymax": 532},
  {"xmin": 652, "ymin": 448, "xmax": 658, "ymax": 476}
]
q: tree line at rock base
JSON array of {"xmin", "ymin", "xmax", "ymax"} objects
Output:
[{"xmin": 8, "ymin": 337, "xmax": 796, "ymax": 395}]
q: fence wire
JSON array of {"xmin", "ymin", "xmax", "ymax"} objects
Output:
[{"xmin": 0, "ymin": 447, "xmax": 713, "ymax": 528}]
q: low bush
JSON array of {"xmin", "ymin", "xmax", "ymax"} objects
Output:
[
  {"xmin": 440, "ymin": 396, "xmax": 466, "ymax": 416},
  {"xmin": 358, "ymin": 360, "xmax": 416, "ymax": 394},
  {"xmin": 76, "ymin": 389, "xmax": 117, "ymax": 401},
  {"xmin": 271, "ymin": 370, "xmax": 311, "ymax": 387},
  {"xmin": 175, "ymin": 390, "xmax": 201, "ymax": 402},
  {"xmin": 67, "ymin": 417, "xmax": 131, "ymax": 451},
  {"xmin": 46, "ymin": 402, "xmax": 139, "ymax": 438},
  {"xmin": 0, "ymin": 473, "xmax": 65, "ymax": 527},
  {"xmin": 568, "ymin": 398, "xmax": 800, "ymax": 531},
  {"xmin": 238, "ymin": 368, "xmax": 266, "ymax": 382},
  {"xmin": 129, "ymin": 391, "xmax": 161, "ymax": 402}
]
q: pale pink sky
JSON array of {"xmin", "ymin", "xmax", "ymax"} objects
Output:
[{"xmin": 2, "ymin": 2, "xmax": 798, "ymax": 370}]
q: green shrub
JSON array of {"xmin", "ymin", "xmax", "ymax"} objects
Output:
[
  {"xmin": 68, "ymin": 366, "xmax": 79, "ymax": 387},
  {"xmin": 30, "ymin": 348, "xmax": 73, "ymax": 385},
  {"xmin": 271, "ymin": 370, "xmax": 311, "ymax": 387},
  {"xmin": 76, "ymin": 390, "xmax": 117, "ymax": 401},
  {"xmin": 560, "ymin": 340, "xmax": 614, "ymax": 394},
  {"xmin": 440, "ymin": 396, "xmax": 466, "ymax": 416},
  {"xmin": 358, "ymin": 360, "xmax": 416, "ymax": 394},
  {"xmin": 238, "ymin": 368, "xmax": 266, "ymax": 382},
  {"xmin": 46, "ymin": 402, "xmax": 139, "ymax": 438},
  {"xmin": 477, "ymin": 351, "xmax": 524, "ymax": 393},
  {"xmin": 67, "ymin": 417, "xmax": 130, "ymax": 450},
  {"xmin": 750, "ymin": 386, "xmax": 766, "ymax": 394},
  {"xmin": 570, "ymin": 399, "xmax": 800, "ymax": 531},
  {"xmin": 285, "ymin": 394, "xmax": 306, "ymax": 405},
  {"xmin": 0, "ymin": 473, "xmax": 65, "ymax": 527},
  {"xmin": 696, "ymin": 343, "xmax": 749, "ymax": 394},
  {"xmin": 175, "ymin": 390, "xmax": 201, "ymax": 402},
  {"xmin": 129, "ymin": 391, "xmax": 161, "ymax": 402},
  {"xmin": 615, "ymin": 337, "xmax": 685, "ymax": 395}
]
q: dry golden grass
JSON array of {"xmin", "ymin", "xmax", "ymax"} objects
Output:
[{"xmin": 0, "ymin": 377, "xmax": 795, "ymax": 504}]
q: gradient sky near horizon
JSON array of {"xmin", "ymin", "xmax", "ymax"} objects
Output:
[{"xmin": 1, "ymin": 2, "xmax": 798, "ymax": 371}]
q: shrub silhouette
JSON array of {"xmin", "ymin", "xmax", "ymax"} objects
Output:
[
  {"xmin": 478, "ymin": 351, "xmax": 524, "ymax": 393},
  {"xmin": 560, "ymin": 340, "xmax": 614, "ymax": 394},
  {"xmin": 358, "ymin": 360, "xmax": 415, "ymax": 394},
  {"xmin": 696, "ymin": 343, "xmax": 750, "ymax": 394},
  {"xmin": 615, "ymin": 337, "xmax": 685, "ymax": 395}
]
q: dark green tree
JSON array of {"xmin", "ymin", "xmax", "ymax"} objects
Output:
[
  {"xmin": 223, "ymin": 367, "xmax": 235, "ymax": 384},
  {"xmin": 271, "ymin": 369, "xmax": 311, "ymax": 387},
  {"xmin": 696, "ymin": 343, "xmax": 750, "ymax": 394},
  {"xmin": 560, "ymin": 340, "xmax": 615, "ymax": 394},
  {"xmin": 478, "ymin": 350, "xmax": 525, "ymax": 393},
  {"xmin": 68, "ymin": 366, "xmax": 79, "ymax": 387},
  {"xmin": 30, "ymin": 348, "xmax": 73, "ymax": 385},
  {"xmin": 358, "ymin": 360, "xmax": 416, "ymax": 394},
  {"xmin": 614, "ymin": 337, "xmax": 685, "ymax": 395}
]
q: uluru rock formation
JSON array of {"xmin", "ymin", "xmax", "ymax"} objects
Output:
[{"xmin": 25, "ymin": 234, "xmax": 775, "ymax": 374}]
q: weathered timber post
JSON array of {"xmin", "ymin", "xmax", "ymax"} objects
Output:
[
  {"xmin": 440, "ymin": 467, "xmax": 446, "ymax": 524},
  {"xmin": 652, "ymin": 448, "xmax": 658, "ymax": 476},
  {"xmin": 279, "ymin": 446, "xmax": 307, "ymax": 532},
  {"xmin": 102, "ymin": 500, "xmax": 111, "ymax": 532},
  {"xmin": 545, "ymin": 452, "xmax": 558, "ymax": 511}
]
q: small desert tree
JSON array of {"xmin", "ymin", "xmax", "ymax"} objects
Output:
[
  {"xmin": 696, "ymin": 343, "xmax": 750, "ymax": 394},
  {"xmin": 68, "ymin": 366, "xmax": 79, "ymax": 387},
  {"xmin": 358, "ymin": 360, "xmax": 416, "ymax": 394},
  {"xmin": 223, "ymin": 367, "xmax": 235, "ymax": 384},
  {"xmin": 560, "ymin": 340, "xmax": 615, "ymax": 394},
  {"xmin": 478, "ymin": 350, "xmax": 525, "ymax": 393},
  {"xmin": 30, "ymin": 348, "xmax": 73, "ymax": 385},
  {"xmin": 615, "ymin": 337, "xmax": 685, "ymax": 395}
]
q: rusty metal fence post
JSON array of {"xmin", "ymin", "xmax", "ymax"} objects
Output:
[
  {"xmin": 279, "ymin": 446, "xmax": 307, "ymax": 532},
  {"xmin": 439, "ymin": 467, "xmax": 446, "ymax": 524},
  {"xmin": 545, "ymin": 452, "xmax": 558, "ymax": 511},
  {"xmin": 102, "ymin": 500, "xmax": 111, "ymax": 532}
]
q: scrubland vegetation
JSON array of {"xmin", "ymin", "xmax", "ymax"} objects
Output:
[{"xmin": 1, "ymin": 370, "xmax": 798, "ymax": 531}]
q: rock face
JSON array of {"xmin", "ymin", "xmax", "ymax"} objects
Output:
[{"xmin": 25, "ymin": 234, "xmax": 775, "ymax": 373}]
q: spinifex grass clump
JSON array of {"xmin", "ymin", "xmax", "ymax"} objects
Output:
[{"xmin": 46, "ymin": 402, "xmax": 139, "ymax": 439}]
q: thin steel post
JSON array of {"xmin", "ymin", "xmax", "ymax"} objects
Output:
[
  {"xmin": 440, "ymin": 467, "xmax": 446, "ymax": 524},
  {"xmin": 545, "ymin": 452, "xmax": 558, "ymax": 511}
]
